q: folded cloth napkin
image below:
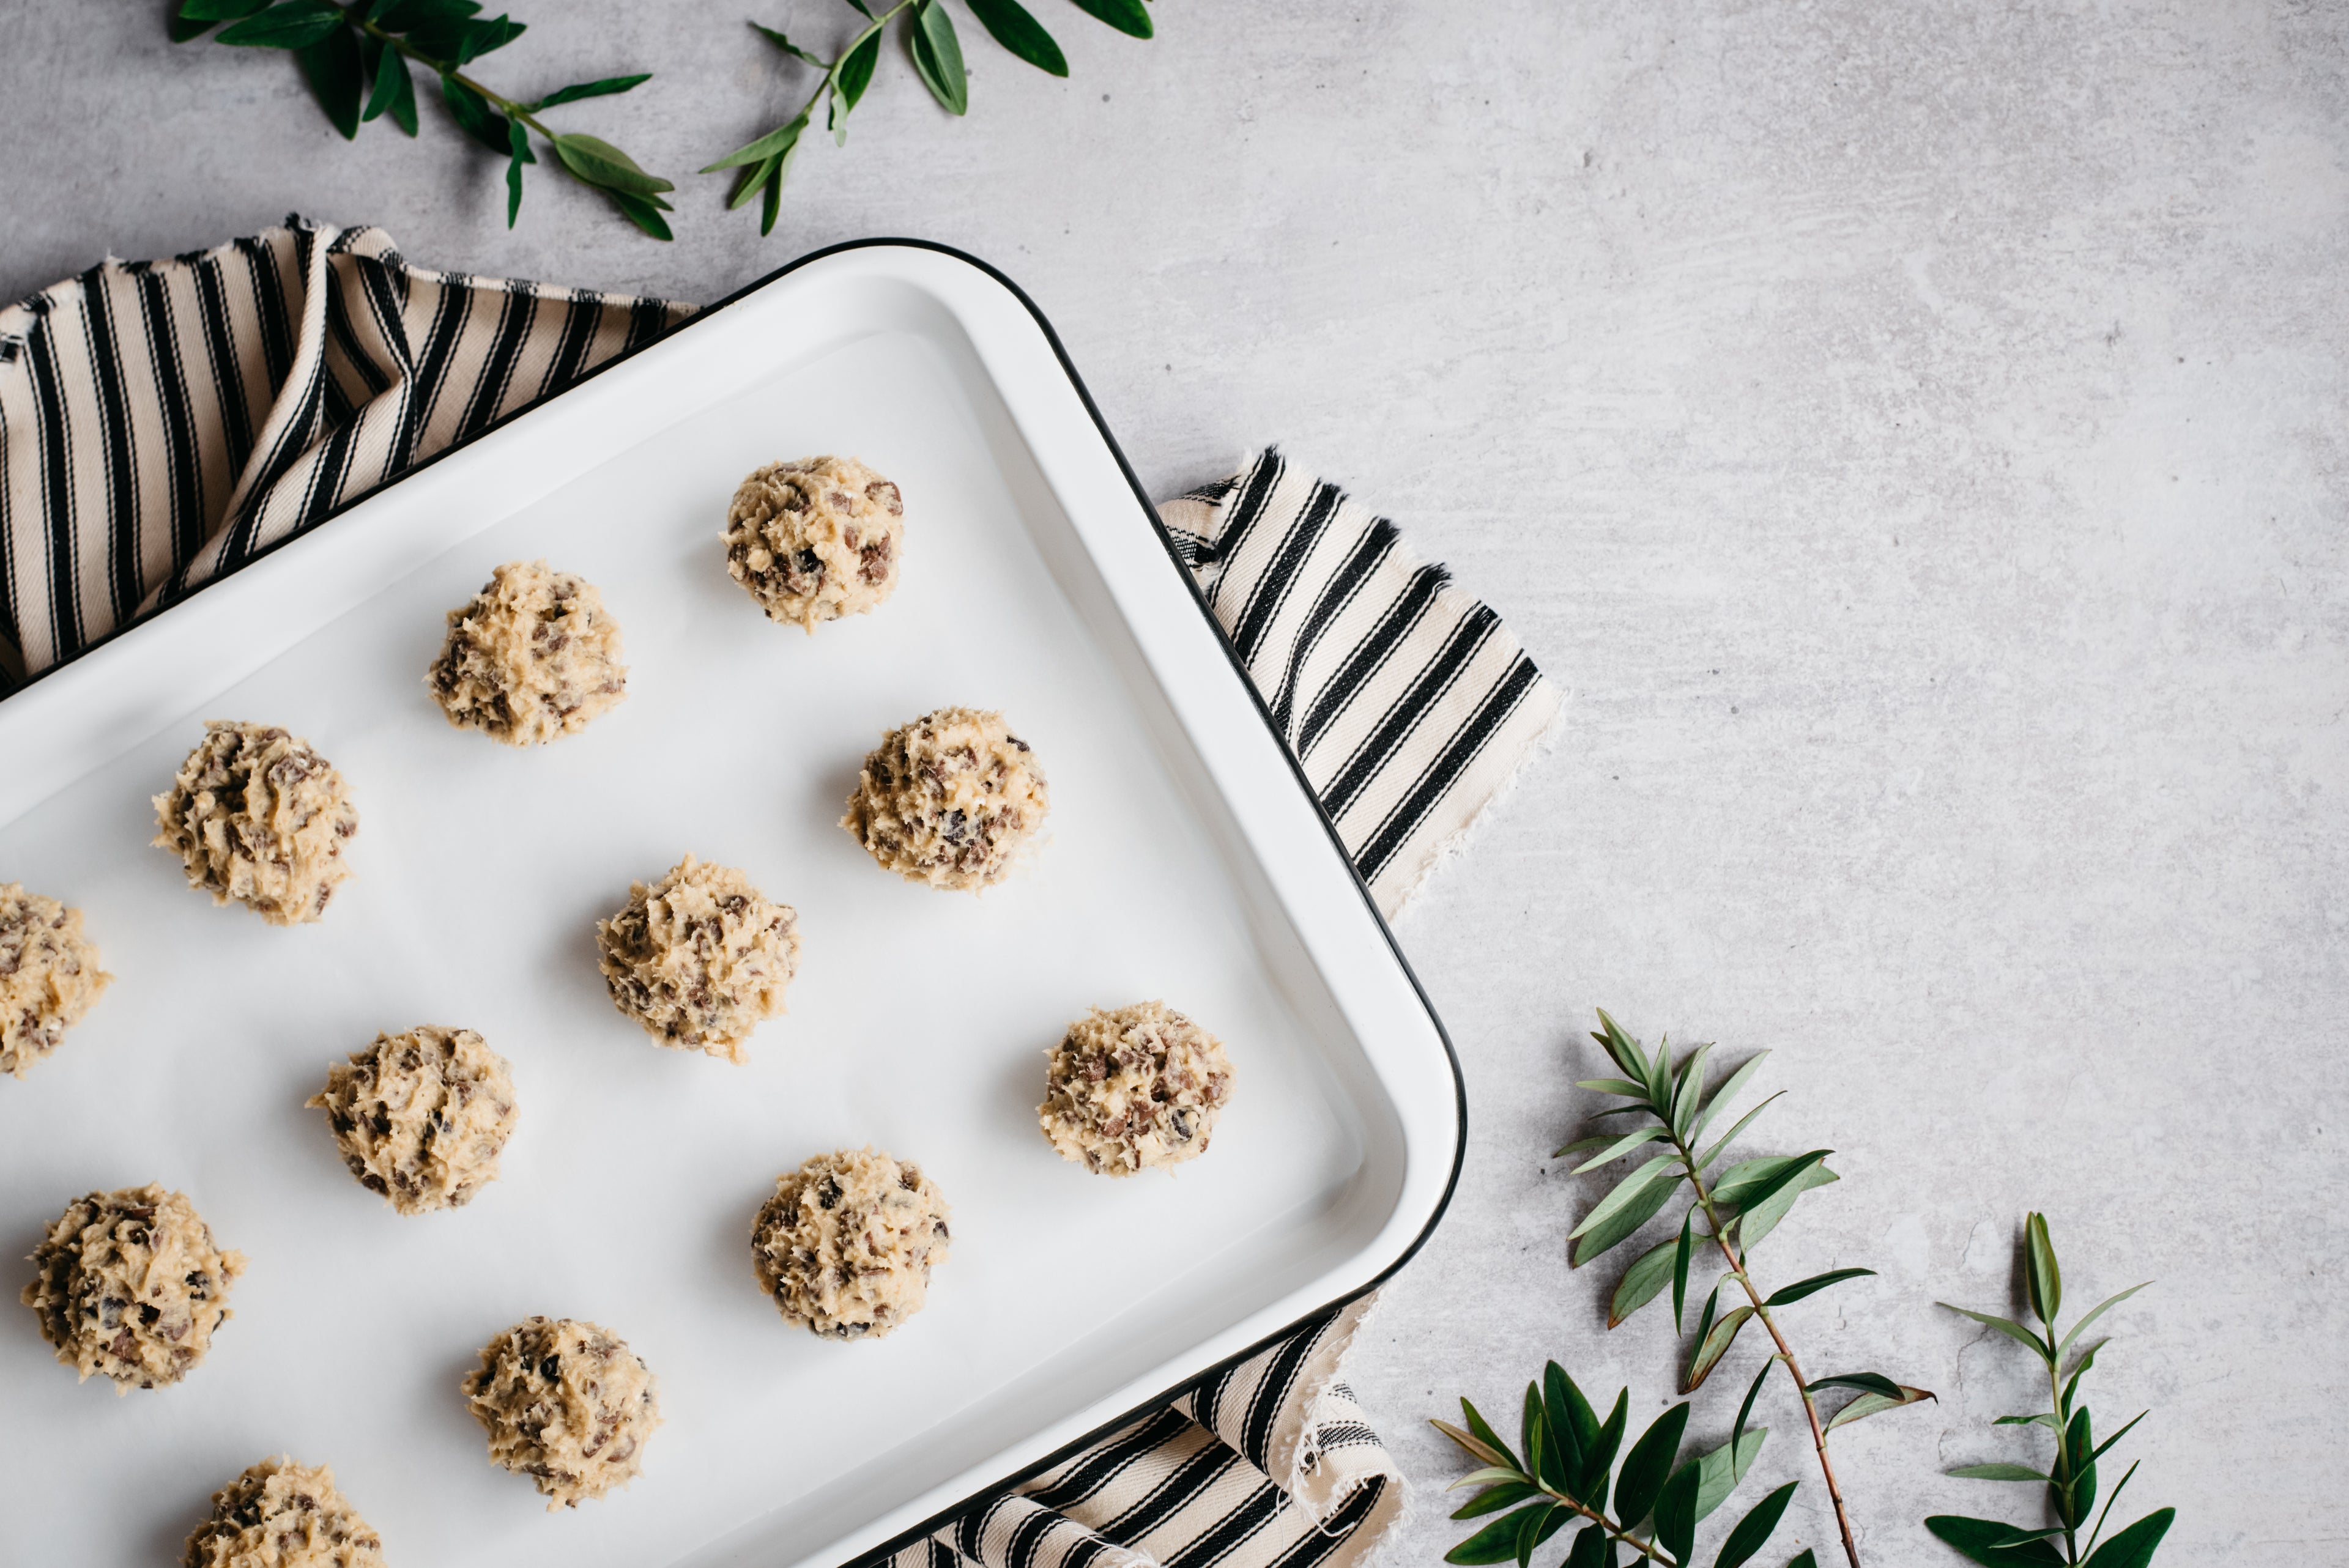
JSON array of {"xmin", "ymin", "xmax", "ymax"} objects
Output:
[{"xmin": 0, "ymin": 218, "xmax": 1559, "ymax": 1568}]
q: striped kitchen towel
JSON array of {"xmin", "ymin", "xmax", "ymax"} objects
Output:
[{"xmin": 0, "ymin": 218, "xmax": 1560, "ymax": 1568}]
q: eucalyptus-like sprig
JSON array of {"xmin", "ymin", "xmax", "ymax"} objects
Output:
[
  {"xmin": 170, "ymin": 0, "xmax": 676, "ymax": 237},
  {"xmin": 1432, "ymin": 1358, "xmax": 1811, "ymax": 1568},
  {"xmin": 1926, "ymin": 1214, "xmax": 2173, "ymax": 1567},
  {"xmin": 703, "ymin": 0, "xmax": 1155, "ymax": 235},
  {"xmin": 1557, "ymin": 1011, "xmax": 1934, "ymax": 1568}
]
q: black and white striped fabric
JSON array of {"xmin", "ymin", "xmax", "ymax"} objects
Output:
[{"xmin": 0, "ymin": 218, "xmax": 1562, "ymax": 1568}]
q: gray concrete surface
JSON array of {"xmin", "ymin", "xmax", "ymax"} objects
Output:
[{"xmin": 5, "ymin": 2, "xmax": 2346, "ymax": 1562}]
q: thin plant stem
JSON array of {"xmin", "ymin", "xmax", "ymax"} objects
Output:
[
  {"xmin": 1518, "ymin": 1480, "xmax": 1676, "ymax": 1566},
  {"xmin": 2046, "ymin": 1350, "xmax": 2079, "ymax": 1563}
]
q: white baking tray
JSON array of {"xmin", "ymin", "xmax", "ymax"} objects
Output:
[{"xmin": 0, "ymin": 242, "xmax": 1461, "ymax": 1568}]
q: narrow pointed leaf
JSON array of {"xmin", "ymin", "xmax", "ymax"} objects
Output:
[
  {"xmin": 604, "ymin": 188, "xmax": 673, "ymax": 240},
  {"xmin": 1444, "ymin": 1466, "xmax": 1527, "ymax": 1493},
  {"xmin": 1691, "ymin": 1281, "xmax": 1721, "ymax": 1363},
  {"xmin": 1592, "ymin": 1010, "xmax": 1649, "ymax": 1081},
  {"xmin": 1718, "ymin": 1148, "xmax": 1831, "ymax": 1218},
  {"xmin": 1609, "ymin": 1235, "xmax": 1679, "ymax": 1328},
  {"xmin": 701, "ymin": 111, "xmax": 807, "ymax": 172},
  {"xmin": 1431, "ymin": 1413, "xmax": 1510, "ymax": 1470},
  {"xmin": 294, "ymin": 21, "xmax": 364, "ymax": 138},
  {"xmin": 759, "ymin": 155, "xmax": 784, "ymax": 234},
  {"xmin": 1683, "ymin": 1306, "xmax": 1754, "ymax": 1391},
  {"xmin": 2054, "ymin": 1283, "xmax": 2151, "ymax": 1363},
  {"xmin": 1824, "ymin": 1383, "xmax": 1935, "ymax": 1430},
  {"xmin": 1696, "ymin": 1090, "xmax": 1784, "ymax": 1169},
  {"xmin": 1444, "ymin": 1505, "xmax": 1546, "ymax": 1566},
  {"xmin": 2084, "ymin": 1411, "xmax": 2147, "ymax": 1466},
  {"xmin": 1766, "ymin": 1268, "xmax": 1874, "ymax": 1308},
  {"xmin": 1712, "ymin": 1479, "xmax": 1798, "ymax": 1568},
  {"xmin": 729, "ymin": 150, "xmax": 781, "ymax": 209},
  {"xmin": 1653, "ymin": 1464, "xmax": 1699, "ymax": 1566},
  {"xmin": 1731, "ymin": 1359, "xmax": 1771, "ymax": 1460},
  {"xmin": 1669, "ymin": 1041, "xmax": 1715, "ymax": 1137},
  {"xmin": 1691, "ymin": 1428, "xmax": 1766, "ymax": 1521},
  {"xmin": 2080, "ymin": 1510, "xmax": 2174, "ymax": 1568},
  {"xmin": 1948, "ymin": 1463, "xmax": 2049, "ymax": 1481},
  {"xmin": 1515, "ymin": 1502, "xmax": 1566, "ymax": 1568},
  {"xmin": 1573, "ymin": 1077, "xmax": 1651, "ymax": 1100},
  {"xmin": 1572, "ymin": 1126, "xmax": 1668, "ymax": 1173},
  {"xmin": 1688, "ymin": 1051, "xmax": 1772, "ymax": 1142},
  {"xmin": 2024, "ymin": 1213, "xmax": 2061, "ymax": 1326},
  {"xmin": 181, "ymin": 0, "xmax": 272, "ymax": 19},
  {"xmin": 552, "ymin": 132, "xmax": 673, "ymax": 193},
  {"xmin": 1462, "ymin": 1399, "xmax": 1518, "ymax": 1468},
  {"xmin": 1067, "ymin": 0, "xmax": 1151, "ymax": 37},
  {"xmin": 1940, "ymin": 1303, "xmax": 2055, "ymax": 1364},
  {"xmin": 1785, "ymin": 1555, "xmax": 1819, "ymax": 1568},
  {"xmin": 1805, "ymin": 1372, "xmax": 1904, "ymax": 1400},
  {"xmin": 1924, "ymin": 1516, "xmax": 2069, "ymax": 1566},
  {"xmin": 1732, "ymin": 1158, "xmax": 1836, "ymax": 1251},
  {"xmin": 752, "ymin": 21, "xmax": 832, "ymax": 67},
  {"xmin": 1571, "ymin": 1167, "xmax": 1680, "ymax": 1268},
  {"xmin": 1671, "ymin": 1207, "xmax": 1696, "ymax": 1329},
  {"xmin": 910, "ymin": 0, "xmax": 969, "ymax": 114},
  {"xmin": 533, "ymin": 73, "xmax": 651, "ymax": 109},
  {"xmin": 1584, "ymin": 1389, "xmax": 1627, "ymax": 1507},
  {"xmin": 1567, "ymin": 1155, "xmax": 1677, "ymax": 1241},
  {"xmin": 1450, "ymin": 1481, "xmax": 1538, "ymax": 1521},
  {"xmin": 1542, "ymin": 1363, "xmax": 1600, "ymax": 1485},
  {"xmin": 217, "ymin": 0, "xmax": 343, "ymax": 48},
  {"xmin": 964, "ymin": 0, "xmax": 1068, "ymax": 74},
  {"xmin": 1564, "ymin": 1525, "xmax": 1611, "ymax": 1568},
  {"xmin": 836, "ymin": 26, "xmax": 881, "ymax": 109},
  {"xmin": 1612, "ymin": 1402, "xmax": 1688, "ymax": 1527},
  {"xmin": 439, "ymin": 73, "xmax": 513, "ymax": 153},
  {"xmin": 363, "ymin": 36, "xmax": 403, "ymax": 120},
  {"xmin": 455, "ymin": 12, "xmax": 523, "ymax": 62},
  {"xmin": 503, "ymin": 116, "xmax": 533, "ymax": 226}
]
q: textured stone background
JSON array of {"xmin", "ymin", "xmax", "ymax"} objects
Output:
[{"xmin": 4, "ymin": 2, "xmax": 2345, "ymax": 1563}]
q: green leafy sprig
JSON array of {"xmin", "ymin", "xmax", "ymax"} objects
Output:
[
  {"xmin": 1926, "ymin": 1214, "xmax": 2173, "ymax": 1567},
  {"xmin": 1557, "ymin": 1011, "xmax": 1935, "ymax": 1568},
  {"xmin": 171, "ymin": 0, "xmax": 675, "ymax": 237},
  {"xmin": 1432, "ymin": 1358, "xmax": 1810, "ymax": 1568},
  {"xmin": 703, "ymin": 0, "xmax": 1154, "ymax": 235}
]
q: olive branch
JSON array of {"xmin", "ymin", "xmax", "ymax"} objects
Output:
[{"xmin": 1556, "ymin": 1011, "xmax": 1935, "ymax": 1568}]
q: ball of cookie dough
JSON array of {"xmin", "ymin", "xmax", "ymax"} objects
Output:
[
  {"xmin": 20, "ymin": 1183, "xmax": 246, "ymax": 1392},
  {"xmin": 751, "ymin": 1147, "xmax": 951, "ymax": 1341},
  {"xmin": 153, "ymin": 721, "xmax": 358, "ymax": 926},
  {"xmin": 183, "ymin": 1455, "xmax": 386, "ymax": 1568},
  {"xmin": 307, "ymin": 1026, "xmax": 519, "ymax": 1214},
  {"xmin": 723, "ymin": 456, "xmax": 905, "ymax": 631},
  {"xmin": 841, "ymin": 708, "xmax": 1049, "ymax": 891},
  {"xmin": 428, "ymin": 559, "xmax": 629, "ymax": 745},
  {"xmin": 463, "ymin": 1316, "xmax": 661, "ymax": 1510},
  {"xmin": 1041, "ymin": 1002, "xmax": 1236, "ymax": 1177},
  {"xmin": 0, "ymin": 882, "xmax": 112, "ymax": 1079},
  {"xmin": 595, "ymin": 856, "xmax": 800, "ymax": 1063}
]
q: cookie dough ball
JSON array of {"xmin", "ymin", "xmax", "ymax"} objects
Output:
[
  {"xmin": 842, "ymin": 708, "xmax": 1049, "ymax": 891},
  {"xmin": 307, "ymin": 1026, "xmax": 519, "ymax": 1214},
  {"xmin": 428, "ymin": 560, "xmax": 628, "ymax": 745},
  {"xmin": 20, "ymin": 1183, "xmax": 245, "ymax": 1392},
  {"xmin": 752, "ymin": 1147, "xmax": 951, "ymax": 1341},
  {"xmin": 723, "ymin": 456, "xmax": 905, "ymax": 631},
  {"xmin": 183, "ymin": 1456, "xmax": 386, "ymax": 1568},
  {"xmin": 463, "ymin": 1316, "xmax": 661, "ymax": 1509},
  {"xmin": 1041, "ymin": 1002, "xmax": 1236, "ymax": 1177},
  {"xmin": 0, "ymin": 883, "xmax": 112, "ymax": 1079},
  {"xmin": 153, "ymin": 722, "xmax": 358, "ymax": 925},
  {"xmin": 595, "ymin": 856, "xmax": 800, "ymax": 1063}
]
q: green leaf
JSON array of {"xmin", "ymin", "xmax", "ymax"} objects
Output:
[
  {"xmin": 1696, "ymin": 1089, "xmax": 1784, "ymax": 1170},
  {"xmin": 1687, "ymin": 1051, "xmax": 1772, "ymax": 1144},
  {"xmin": 2063, "ymin": 1340, "xmax": 2106, "ymax": 1409},
  {"xmin": 1684, "ymin": 1306, "xmax": 1754, "ymax": 1391},
  {"xmin": 1463, "ymin": 1399, "xmax": 1520, "ymax": 1470},
  {"xmin": 1514, "ymin": 1502, "xmax": 1567, "ymax": 1568},
  {"xmin": 439, "ymin": 72, "xmax": 513, "ymax": 153},
  {"xmin": 1668, "ymin": 1041, "xmax": 1715, "ymax": 1139},
  {"xmin": 1445, "ymin": 1504, "xmax": 1546, "ymax": 1566},
  {"xmin": 1805, "ymin": 1372, "xmax": 1904, "ymax": 1401},
  {"xmin": 1653, "ymin": 1464, "xmax": 1699, "ymax": 1566},
  {"xmin": 1719, "ymin": 1148, "xmax": 1831, "ymax": 1219},
  {"xmin": 1521, "ymin": 1385, "xmax": 1549, "ymax": 1491},
  {"xmin": 503, "ymin": 117, "xmax": 533, "ymax": 226},
  {"xmin": 1786, "ymin": 1555, "xmax": 1819, "ymax": 1568},
  {"xmin": 1572, "ymin": 1078, "xmax": 1652, "ymax": 1101},
  {"xmin": 1949, "ymin": 1463, "xmax": 2050, "ymax": 1481},
  {"xmin": 1923, "ymin": 1516, "xmax": 2069, "ymax": 1566},
  {"xmin": 533, "ymin": 73, "xmax": 651, "ymax": 109},
  {"xmin": 836, "ymin": 26, "xmax": 881, "ymax": 108},
  {"xmin": 729, "ymin": 150, "xmax": 780, "ymax": 209},
  {"xmin": 1584, "ymin": 1388, "xmax": 1627, "ymax": 1509},
  {"xmin": 1591, "ymin": 1010, "xmax": 1650, "ymax": 1082},
  {"xmin": 2060, "ymin": 1405, "xmax": 2097, "ymax": 1527},
  {"xmin": 362, "ymin": 37, "xmax": 403, "ymax": 124},
  {"xmin": 1940, "ymin": 1303, "xmax": 2055, "ymax": 1364},
  {"xmin": 1732, "ymin": 1159, "xmax": 1837, "ymax": 1252},
  {"xmin": 1445, "ymin": 1466, "xmax": 1528, "ymax": 1493},
  {"xmin": 552, "ymin": 132, "xmax": 674, "ymax": 193},
  {"xmin": 181, "ymin": 0, "xmax": 272, "ymax": 18},
  {"xmin": 1823, "ymin": 1383, "xmax": 1935, "ymax": 1431},
  {"xmin": 963, "ymin": 0, "xmax": 1069, "ymax": 74},
  {"xmin": 759, "ymin": 152, "xmax": 784, "ymax": 234},
  {"xmin": 1571, "ymin": 1126, "xmax": 1669, "ymax": 1173},
  {"xmin": 1571, "ymin": 1166, "xmax": 1681, "ymax": 1268},
  {"xmin": 456, "ymin": 12, "xmax": 524, "ymax": 62},
  {"xmin": 1995, "ymin": 1414, "xmax": 2060, "ymax": 1429},
  {"xmin": 2080, "ymin": 1510, "xmax": 2174, "ymax": 1568},
  {"xmin": 1542, "ymin": 1363, "xmax": 1600, "ymax": 1490},
  {"xmin": 1672, "ymin": 1207, "xmax": 1697, "ymax": 1329},
  {"xmin": 216, "ymin": 0, "xmax": 342, "ymax": 48},
  {"xmin": 1564, "ymin": 1524, "xmax": 1612, "ymax": 1568},
  {"xmin": 1712, "ymin": 1480, "xmax": 1798, "ymax": 1568},
  {"xmin": 369, "ymin": 0, "xmax": 478, "ymax": 31},
  {"xmin": 701, "ymin": 109, "xmax": 809, "ymax": 171},
  {"xmin": 1765, "ymin": 1268, "xmax": 1874, "ymax": 1308},
  {"xmin": 1609, "ymin": 1234, "xmax": 1678, "ymax": 1328},
  {"xmin": 1691, "ymin": 1281, "xmax": 1721, "ymax": 1366},
  {"xmin": 2054, "ymin": 1284, "xmax": 2151, "ymax": 1364},
  {"xmin": 1731, "ymin": 1359, "xmax": 1771, "ymax": 1461},
  {"xmin": 1067, "ymin": 0, "xmax": 1150, "ymax": 37},
  {"xmin": 604, "ymin": 188, "xmax": 674, "ymax": 240},
  {"xmin": 842, "ymin": 0, "xmax": 875, "ymax": 15},
  {"xmin": 1691, "ymin": 1428, "xmax": 1767, "ymax": 1522},
  {"xmin": 1451, "ymin": 1481, "xmax": 1538, "ymax": 1521},
  {"xmin": 751, "ymin": 21, "xmax": 831, "ymax": 68},
  {"xmin": 171, "ymin": 9, "xmax": 223, "ymax": 43},
  {"xmin": 908, "ymin": 0, "xmax": 969, "ymax": 113},
  {"xmin": 1568, "ymin": 1155, "xmax": 1679, "ymax": 1243},
  {"xmin": 2024, "ymin": 1212, "xmax": 2062, "ymax": 1328},
  {"xmin": 1431, "ymin": 1410, "xmax": 1512, "ymax": 1471},
  {"xmin": 294, "ymin": 21, "xmax": 363, "ymax": 138},
  {"xmin": 2084, "ymin": 1411, "xmax": 2147, "ymax": 1468},
  {"xmin": 1613, "ymin": 1403, "xmax": 1687, "ymax": 1527}
]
